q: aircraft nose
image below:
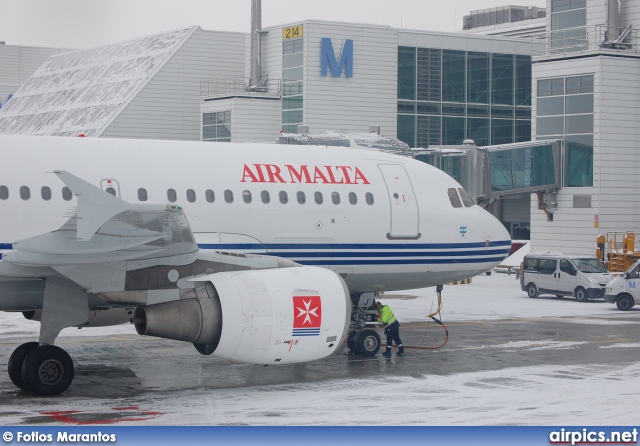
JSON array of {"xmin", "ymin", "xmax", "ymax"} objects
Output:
[{"xmin": 481, "ymin": 208, "xmax": 511, "ymax": 245}]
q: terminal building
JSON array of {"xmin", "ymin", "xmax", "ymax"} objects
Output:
[{"xmin": 0, "ymin": 0, "xmax": 639, "ymax": 256}]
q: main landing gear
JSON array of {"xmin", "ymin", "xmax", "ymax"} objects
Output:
[
  {"xmin": 9, "ymin": 343, "xmax": 74, "ymax": 395},
  {"xmin": 7, "ymin": 276, "xmax": 89, "ymax": 395}
]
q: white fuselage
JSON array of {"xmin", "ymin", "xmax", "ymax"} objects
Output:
[{"xmin": 0, "ymin": 135, "xmax": 510, "ymax": 294}]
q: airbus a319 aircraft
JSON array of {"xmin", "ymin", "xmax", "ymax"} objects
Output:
[{"xmin": 0, "ymin": 135, "xmax": 510, "ymax": 395}]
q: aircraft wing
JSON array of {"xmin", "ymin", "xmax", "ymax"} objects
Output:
[{"xmin": 3, "ymin": 171, "xmax": 198, "ymax": 268}]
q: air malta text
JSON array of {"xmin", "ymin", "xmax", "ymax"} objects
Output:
[{"xmin": 241, "ymin": 164, "xmax": 370, "ymax": 185}]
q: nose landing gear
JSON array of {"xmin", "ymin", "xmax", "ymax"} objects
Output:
[
  {"xmin": 347, "ymin": 292, "xmax": 382, "ymax": 357},
  {"xmin": 347, "ymin": 329, "xmax": 381, "ymax": 356}
]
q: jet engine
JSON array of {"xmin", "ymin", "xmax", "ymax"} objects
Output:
[{"xmin": 133, "ymin": 266, "xmax": 351, "ymax": 364}]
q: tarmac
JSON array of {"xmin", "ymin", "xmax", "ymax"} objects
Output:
[{"xmin": 1, "ymin": 306, "xmax": 638, "ymax": 425}]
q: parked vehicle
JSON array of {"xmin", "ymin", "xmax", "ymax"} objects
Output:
[
  {"xmin": 520, "ymin": 252, "xmax": 613, "ymax": 301},
  {"xmin": 604, "ymin": 260, "xmax": 640, "ymax": 311}
]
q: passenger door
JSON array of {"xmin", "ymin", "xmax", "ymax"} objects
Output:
[{"xmin": 378, "ymin": 164, "xmax": 420, "ymax": 239}]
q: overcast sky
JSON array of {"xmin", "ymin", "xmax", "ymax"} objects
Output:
[{"xmin": 0, "ymin": 0, "xmax": 546, "ymax": 49}]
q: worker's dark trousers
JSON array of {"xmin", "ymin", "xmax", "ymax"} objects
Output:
[{"xmin": 385, "ymin": 321, "xmax": 404, "ymax": 354}]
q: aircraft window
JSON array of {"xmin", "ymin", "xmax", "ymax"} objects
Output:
[
  {"xmin": 243, "ymin": 190, "xmax": 252, "ymax": 204},
  {"xmin": 224, "ymin": 190, "xmax": 233, "ymax": 203},
  {"xmin": 20, "ymin": 186, "xmax": 30, "ymax": 200},
  {"xmin": 297, "ymin": 191, "xmax": 306, "ymax": 204},
  {"xmin": 314, "ymin": 191, "xmax": 323, "ymax": 204},
  {"xmin": 167, "ymin": 189, "xmax": 177, "ymax": 203},
  {"xmin": 349, "ymin": 192, "xmax": 357, "ymax": 205},
  {"xmin": 138, "ymin": 188, "xmax": 148, "ymax": 201},
  {"xmin": 365, "ymin": 192, "xmax": 374, "ymax": 205},
  {"xmin": 0, "ymin": 186, "xmax": 7, "ymax": 200},
  {"xmin": 261, "ymin": 190, "xmax": 270, "ymax": 204},
  {"xmin": 279, "ymin": 191, "xmax": 288, "ymax": 204},
  {"xmin": 62, "ymin": 187, "xmax": 72, "ymax": 201},
  {"xmin": 106, "ymin": 187, "xmax": 116, "ymax": 196},
  {"xmin": 458, "ymin": 188, "xmax": 475, "ymax": 207},
  {"xmin": 205, "ymin": 189, "xmax": 215, "ymax": 203},
  {"xmin": 447, "ymin": 188, "xmax": 462, "ymax": 208},
  {"xmin": 187, "ymin": 189, "xmax": 196, "ymax": 203},
  {"xmin": 332, "ymin": 192, "xmax": 340, "ymax": 205},
  {"xmin": 41, "ymin": 186, "xmax": 51, "ymax": 201}
]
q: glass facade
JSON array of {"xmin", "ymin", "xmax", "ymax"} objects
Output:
[
  {"xmin": 397, "ymin": 47, "xmax": 531, "ymax": 148},
  {"xmin": 282, "ymin": 38, "xmax": 304, "ymax": 133},
  {"xmin": 203, "ymin": 111, "xmax": 231, "ymax": 142},
  {"xmin": 536, "ymin": 74, "xmax": 594, "ymax": 187},
  {"xmin": 550, "ymin": 0, "xmax": 587, "ymax": 53}
]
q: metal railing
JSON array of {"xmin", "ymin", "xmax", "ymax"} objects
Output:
[
  {"xmin": 532, "ymin": 25, "xmax": 639, "ymax": 57},
  {"xmin": 200, "ymin": 76, "xmax": 282, "ymax": 98}
]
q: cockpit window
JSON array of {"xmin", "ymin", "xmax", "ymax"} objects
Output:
[
  {"xmin": 458, "ymin": 188, "xmax": 475, "ymax": 207},
  {"xmin": 447, "ymin": 188, "xmax": 462, "ymax": 208}
]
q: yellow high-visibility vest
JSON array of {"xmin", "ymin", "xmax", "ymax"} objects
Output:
[{"xmin": 378, "ymin": 305, "xmax": 397, "ymax": 326}]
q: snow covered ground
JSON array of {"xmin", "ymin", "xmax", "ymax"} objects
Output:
[{"xmin": 1, "ymin": 272, "xmax": 639, "ymax": 426}]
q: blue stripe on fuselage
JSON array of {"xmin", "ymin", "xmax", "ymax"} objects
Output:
[
  {"xmin": 0, "ymin": 240, "xmax": 510, "ymax": 265},
  {"xmin": 200, "ymin": 240, "xmax": 511, "ymax": 251},
  {"xmin": 266, "ymin": 249, "xmax": 510, "ymax": 258}
]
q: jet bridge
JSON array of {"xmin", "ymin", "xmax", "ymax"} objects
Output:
[
  {"xmin": 414, "ymin": 139, "xmax": 562, "ymax": 206},
  {"xmin": 277, "ymin": 128, "xmax": 562, "ymax": 208}
]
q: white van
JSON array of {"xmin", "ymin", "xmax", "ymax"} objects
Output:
[
  {"xmin": 604, "ymin": 260, "xmax": 640, "ymax": 311},
  {"xmin": 520, "ymin": 252, "xmax": 613, "ymax": 301}
]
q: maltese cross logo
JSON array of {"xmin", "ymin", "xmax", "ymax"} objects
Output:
[{"xmin": 292, "ymin": 295, "xmax": 322, "ymax": 336}]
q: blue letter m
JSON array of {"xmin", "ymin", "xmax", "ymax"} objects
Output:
[{"xmin": 321, "ymin": 38, "xmax": 353, "ymax": 78}]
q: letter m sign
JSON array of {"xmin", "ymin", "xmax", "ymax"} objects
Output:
[{"xmin": 321, "ymin": 38, "xmax": 353, "ymax": 78}]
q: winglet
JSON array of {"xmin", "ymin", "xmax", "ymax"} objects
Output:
[{"xmin": 55, "ymin": 171, "xmax": 131, "ymax": 241}]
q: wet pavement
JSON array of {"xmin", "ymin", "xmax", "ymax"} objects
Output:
[{"xmin": 1, "ymin": 308, "xmax": 638, "ymax": 425}]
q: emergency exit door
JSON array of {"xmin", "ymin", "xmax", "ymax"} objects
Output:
[{"xmin": 378, "ymin": 164, "xmax": 420, "ymax": 239}]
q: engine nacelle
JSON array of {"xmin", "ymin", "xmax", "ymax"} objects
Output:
[
  {"xmin": 133, "ymin": 266, "xmax": 350, "ymax": 364},
  {"xmin": 24, "ymin": 307, "xmax": 134, "ymax": 327}
]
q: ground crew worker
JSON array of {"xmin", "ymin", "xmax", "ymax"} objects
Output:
[{"xmin": 375, "ymin": 301, "xmax": 404, "ymax": 357}]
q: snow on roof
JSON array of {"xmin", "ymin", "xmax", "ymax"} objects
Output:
[{"xmin": 0, "ymin": 26, "xmax": 196, "ymax": 137}]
